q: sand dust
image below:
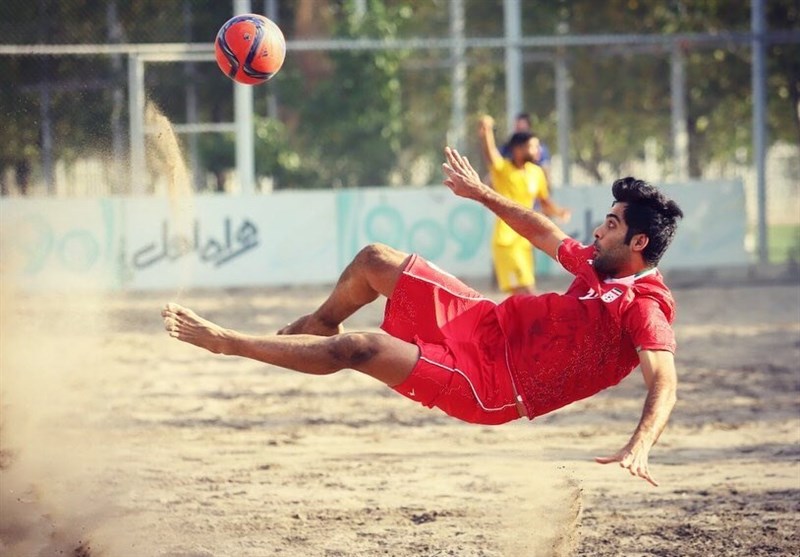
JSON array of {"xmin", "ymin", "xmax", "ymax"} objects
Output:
[
  {"xmin": 0, "ymin": 101, "xmax": 198, "ymax": 557},
  {"xmin": 1, "ymin": 272, "xmax": 798, "ymax": 556},
  {"xmin": 145, "ymin": 101, "xmax": 193, "ymax": 204}
]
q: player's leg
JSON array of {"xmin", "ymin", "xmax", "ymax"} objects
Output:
[
  {"xmin": 163, "ymin": 303, "xmax": 418, "ymax": 386},
  {"xmin": 494, "ymin": 241, "xmax": 535, "ymax": 296},
  {"xmin": 493, "ymin": 243, "xmax": 530, "ymax": 295},
  {"xmin": 512, "ymin": 244, "xmax": 536, "ymax": 295},
  {"xmin": 279, "ymin": 243, "xmax": 410, "ymax": 336}
]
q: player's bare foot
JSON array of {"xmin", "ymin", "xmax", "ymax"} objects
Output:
[
  {"xmin": 162, "ymin": 303, "xmax": 233, "ymax": 354},
  {"xmin": 277, "ymin": 314, "xmax": 343, "ymax": 336}
]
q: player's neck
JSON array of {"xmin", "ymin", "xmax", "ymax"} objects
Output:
[{"xmin": 608, "ymin": 260, "xmax": 651, "ymax": 280}]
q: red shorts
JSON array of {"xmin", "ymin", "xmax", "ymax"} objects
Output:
[{"xmin": 381, "ymin": 255, "xmax": 522, "ymax": 425}]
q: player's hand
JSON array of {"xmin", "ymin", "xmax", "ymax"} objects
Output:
[
  {"xmin": 442, "ymin": 147, "xmax": 486, "ymax": 200},
  {"xmin": 595, "ymin": 440, "xmax": 659, "ymax": 487},
  {"xmin": 559, "ymin": 207, "xmax": 572, "ymax": 223},
  {"xmin": 478, "ymin": 115, "xmax": 494, "ymax": 137}
]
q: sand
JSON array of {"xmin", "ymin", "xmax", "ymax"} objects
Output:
[{"xmin": 0, "ymin": 273, "xmax": 798, "ymax": 556}]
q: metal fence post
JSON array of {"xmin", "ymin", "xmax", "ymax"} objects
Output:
[
  {"xmin": 233, "ymin": 0, "xmax": 256, "ymax": 195},
  {"xmin": 449, "ymin": 0, "xmax": 466, "ymax": 152},
  {"xmin": 752, "ymin": 0, "xmax": 768, "ymax": 264},
  {"xmin": 555, "ymin": 47, "xmax": 571, "ymax": 187},
  {"xmin": 503, "ymin": 0, "xmax": 523, "ymax": 133},
  {"xmin": 670, "ymin": 41, "xmax": 689, "ymax": 180},
  {"xmin": 127, "ymin": 52, "xmax": 146, "ymax": 195}
]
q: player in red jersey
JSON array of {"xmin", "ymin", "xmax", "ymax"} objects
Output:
[{"xmin": 162, "ymin": 147, "xmax": 683, "ymax": 486}]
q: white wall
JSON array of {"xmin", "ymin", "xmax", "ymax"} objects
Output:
[{"xmin": 0, "ymin": 180, "xmax": 749, "ymax": 291}]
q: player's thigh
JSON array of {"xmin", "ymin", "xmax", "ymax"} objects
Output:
[{"xmin": 351, "ymin": 332, "xmax": 420, "ymax": 387}]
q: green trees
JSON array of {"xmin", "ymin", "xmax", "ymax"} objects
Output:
[
  {"xmin": 0, "ymin": 0, "xmax": 797, "ymax": 193},
  {"xmin": 271, "ymin": 0, "xmax": 410, "ymax": 188}
]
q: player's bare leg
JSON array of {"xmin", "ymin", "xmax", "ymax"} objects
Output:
[
  {"xmin": 278, "ymin": 243, "xmax": 410, "ymax": 336},
  {"xmin": 162, "ymin": 302, "xmax": 418, "ymax": 386}
]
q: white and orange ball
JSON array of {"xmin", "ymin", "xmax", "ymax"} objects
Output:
[{"xmin": 214, "ymin": 13, "xmax": 286, "ymax": 85}]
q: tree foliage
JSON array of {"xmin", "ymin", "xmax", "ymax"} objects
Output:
[{"xmin": 0, "ymin": 0, "xmax": 797, "ymax": 192}]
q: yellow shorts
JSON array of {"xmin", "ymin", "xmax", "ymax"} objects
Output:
[{"xmin": 492, "ymin": 241, "xmax": 535, "ymax": 292}]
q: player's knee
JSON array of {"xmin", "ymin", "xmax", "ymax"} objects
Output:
[
  {"xmin": 326, "ymin": 332, "xmax": 380, "ymax": 369},
  {"xmin": 356, "ymin": 243, "xmax": 405, "ymax": 271}
]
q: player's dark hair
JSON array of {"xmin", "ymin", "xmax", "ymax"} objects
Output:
[
  {"xmin": 515, "ymin": 112, "xmax": 532, "ymax": 125},
  {"xmin": 612, "ymin": 177, "xmax": 684, "ymax": 266},
  {"xmin": 507, "ymin": 131, "xmax": 535, "ymax": 149}
]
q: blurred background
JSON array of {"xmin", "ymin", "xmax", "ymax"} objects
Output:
[{"xmin": 0, "ymin": 0, "xmax": 798, "ymax": 288}]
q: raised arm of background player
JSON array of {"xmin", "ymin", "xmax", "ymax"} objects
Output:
[
  {"xmin": 442, "ymin": 146, "xmax": 677, "ymax": 487},
  {"xmin": 477, "ymin": 115, "xmax": 570, "ymax": 222}
]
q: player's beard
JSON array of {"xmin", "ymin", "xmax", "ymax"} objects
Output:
[{"xmin": 592, "ymin": 242, "xmax": 628, "ymax": 277}]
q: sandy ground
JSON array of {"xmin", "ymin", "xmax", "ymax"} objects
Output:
[{"xmin": 1, "ymin": 273, "xmax": 798, "ymax": 557}]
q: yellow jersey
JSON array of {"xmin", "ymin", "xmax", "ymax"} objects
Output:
[{"xmin": 489, "ymin": 158, "xmax": 549, "ymax": 246}]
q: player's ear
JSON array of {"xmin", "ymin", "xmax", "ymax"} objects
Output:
[{"xmin": 630, "ymin": 233, "xmax": 649, "ymax": 253}]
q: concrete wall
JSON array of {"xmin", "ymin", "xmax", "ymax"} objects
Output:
[{"xmin": 0, "ymin": 180, "xmax": 749, "ymax": 290}]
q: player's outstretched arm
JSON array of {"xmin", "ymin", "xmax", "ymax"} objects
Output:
[
  {"xmin": 595, "ymin": 350, "xmax": 678, "ymax": 487},
  {"xmin": 477, "ymin": 115, "xmax": 504, "ymax": 170},
  {"xmin": 443, "ymin": 146, "xmax": 568, "ymax": 261}
]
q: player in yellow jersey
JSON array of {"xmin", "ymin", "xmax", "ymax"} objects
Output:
[{"xmin": 478, "ymin": 115, "xmax": 570, "ymax": 294}]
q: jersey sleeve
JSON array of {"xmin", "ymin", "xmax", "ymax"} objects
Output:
[
  {"xmin": 556, "ymin": 237, "xmax": 594, "ymax": 276},
  {"xmin": 622, "ymin": 297, "xmax": 677, "ymax": 353},
  {"xmin": 489, "ymin": 156, "xmax": 510, "ymax": 176}
]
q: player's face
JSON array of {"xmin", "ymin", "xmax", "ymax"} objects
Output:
[
  {"xmin": 514, "ymin": 138, "xmax": 541, "ymax": 164},
  {"xmin": 592, "ymin": 203, "xmax": 632, "ymax": 276},
  {"xmin": 514, "ymin": 118, "xmax": 531, "ymax": 132}
]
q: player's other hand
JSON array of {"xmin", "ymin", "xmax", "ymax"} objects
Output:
[
  {"xmin": 442, "ymin": 147, "xmax": 486, "ymax": 200},
  {"xmin": 595, "ymin": 441, "xmax": 659, "ymax": 487},
  {"xmin": 478, "ymin": 115, "xmax": 495, "ymax": 135}
]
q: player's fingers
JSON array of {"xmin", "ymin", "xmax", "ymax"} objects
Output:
[
  {"xmin": 594, "ymin": 456, "xmax": 618, "ymax": 464},
  {"xmin": 447, "ymin": 147, "xmax": 466, "ymax": 171},
  {"xmin": 455, "ymin": 151, "xmax": 470, "ymax": 173},
  {"xmin": 448, "ymin": 151, "xmax": 466, "ymax": 174},
  {"xmin": 634, "ymin": 459, "xmax": 658, "ymax": 486},
  {"xmin": 462, "ymin": 155, "xmax": 478, "ymax": 177},
  {"xmin": 444, "ymin": 146, "xmax": 458, "ymax": 166},
  {"xmin": 637, "ymin": 465, "xmax": 658, "ymax": 487}
]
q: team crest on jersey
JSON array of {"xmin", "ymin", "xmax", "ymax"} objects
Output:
[{"xmin": 601, "ymin": 287, "xmax": 624, "ymax": 303}]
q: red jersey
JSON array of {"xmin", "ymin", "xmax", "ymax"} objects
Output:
[{"xmin": 495, "ymin": 238, "xmax": 677, "ymax": 418}]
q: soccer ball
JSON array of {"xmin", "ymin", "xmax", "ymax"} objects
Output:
[{"xmin": 214, "ymin": 14, "xmax": 286, "ymax": 85}]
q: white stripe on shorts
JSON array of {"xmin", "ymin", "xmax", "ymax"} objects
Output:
[
  {"xmin": 403, "ymin": 269, "xmax": 494, "ymax": 304},
  {"xmin": 418, "ymin": 355, "xmax": 518, "ymax": 413}
]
